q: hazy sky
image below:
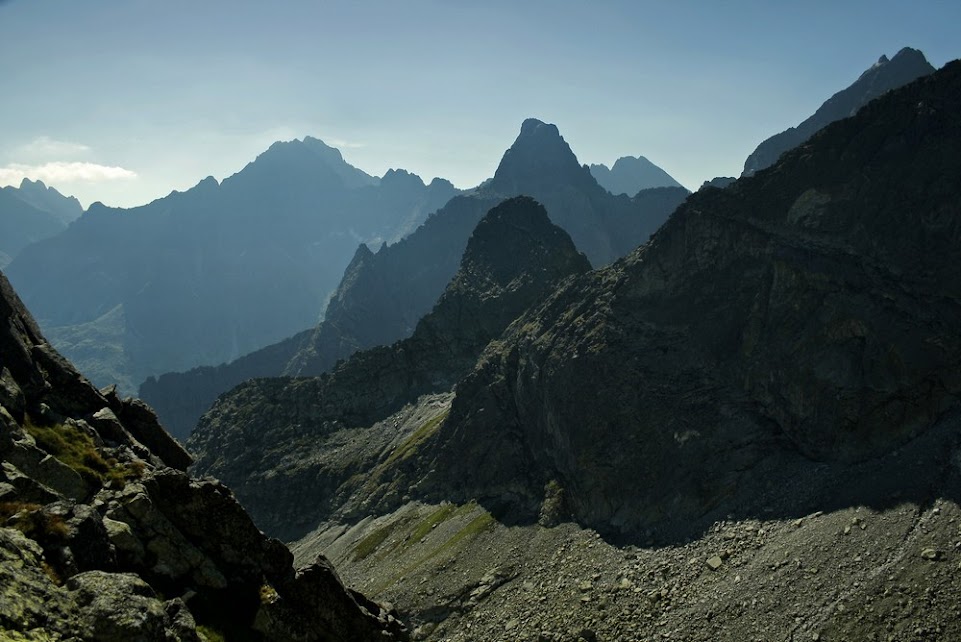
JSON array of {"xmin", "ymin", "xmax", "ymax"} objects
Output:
[{"xmin": 1, "ymin": 0, "xmax": 959, "ymax": 208}]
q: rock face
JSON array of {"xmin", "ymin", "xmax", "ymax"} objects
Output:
[
  {"xmin": 205, "ymin": 58, "xmax": 961, "ymax": 541},
  {"xmin": 141, "ymin": 123, "xmax": 688, "ymax": 441},
  {"xmin": 413, "ymin": 59, "xmax": 961, "ymax": 540},
  {"xmin": 5, "ymin": 138, "xmax": 458, "ymax": 393},
  {"xmin": 189, "ymin": 197, "xmax": 592, "ymax": 539},
  {"xmin": 0, "ymin": 179, "xmax": 82, "ymax": 269},
  {"xmin": 742, "ymin": 47, "xmax": 934, "ymax": 176},
  {"xmin": 0, "ymin": 269, "xmax": 406, "ymax": 640},
  {"xmin": 590, "ymin": 155, "xmax": 683, "ymax": 196}
]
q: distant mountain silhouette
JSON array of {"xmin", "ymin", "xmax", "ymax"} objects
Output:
[
  {"xmin": 6, "ymin": 138, "xmax": 458, "ymax": 392},
  {"xmin": 742, "ymin": 47, "xmax": 934, "ymax": 176},
  {"xmin": 141, "ymin": 120, "xmax": 689, "ymax": 440},
  {"xmin": 0, "ymin": 179, "xmax": 82, "ymax": 268},
  {"xmin": 590, "ymin": 156, "xmax": 683, "ymax": 196},
  {"xmin": 699, "ymin": 176, "xmax": 736, "ymax": 191}
]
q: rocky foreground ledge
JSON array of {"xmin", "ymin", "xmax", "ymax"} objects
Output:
[{"xmin": 0, "ymin": 268, "xmax": 406, "ymax": 641}]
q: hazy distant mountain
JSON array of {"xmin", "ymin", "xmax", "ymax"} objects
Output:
[
  {"xmin": 590, "ymin": 156, "xmax": 683, "ymax": 196},
  {"xmin": 6, "ymin": 137, "xmax": 458, "ymax": 392},
  {"xmin": 0, "ymin": 179, "xmax": 82, "ymax": 268},
  {"xmin": 742, "ymin": 47, "xmax": 934, "ymax": 176},
  {"xmin": 141, "ymin": 119, "xmax": 688, "ymax": 440}
]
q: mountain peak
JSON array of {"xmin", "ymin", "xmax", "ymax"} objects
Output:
[
  {"xmin": 489, "ymin": 119, "xmax": 596, "ymax": 195},
  {"xmin": 589, "ymin": 155, "xmax": 683, "ymax": 195},
  {"xmin": 742, "ymin": 47, "xmax": 935, "ymax": 176},
  {"xmin": 18, "ymin": 177, "xmax": 47, "ymax": 190},
  {"xmin": 519, "ymin": 117, "xmax": 560, "ymax": 138},
  {"xmin": 239, "ymin": 136, "xmax": 377, "ymax": 190},
  {"xmin": 381, "ymin": 168, "xmax": 426, "ymax": 188},
  {"xmin": 459, "ymin": 195, "xmax": 588, "ymax": 286}
]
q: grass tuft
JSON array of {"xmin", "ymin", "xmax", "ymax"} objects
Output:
[{"xmin": 23, "ymin": 417, "xmax": 144, "ymax": 490}]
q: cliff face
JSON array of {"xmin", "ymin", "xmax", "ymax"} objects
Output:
[
  {"xmin": 189, "ymin": 197, "xmax": 591, "ymax": 539},
  {"xmin": 0, "ymin": 271, "xmax": 406, "ymax": 641},
  {"xmin": 414, "ymin": 60, "xmax": 961, "ymax": 539},
  {"xmin": 742, "ymin": 47, "xmax": 934, "ymax": 176}
]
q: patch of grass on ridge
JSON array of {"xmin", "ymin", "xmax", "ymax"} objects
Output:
[{"xmin": 23, "ymin": 416, "xmax": 143, "ymax": 490}]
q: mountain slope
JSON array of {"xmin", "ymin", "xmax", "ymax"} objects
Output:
[
  {"xmin": 0, "ymin": 269, "xmax": 406, "ymax": 641},
  {"xmin": 412, "ymin": 58, "xmax": 961, "ymax": 540},
  {"xmin": 189, "ymin": 197, "xmax": 592, "ymax": 539},
  {"xmin": 742, "ymin": 47, "xmax": 934, "ymax": 176},
  {"xmin": 5, "ymin": 138, "xmax": 458, "ymax": 392},
  {"xmin": 590, "ymin": 156, "xmax": 683, "ymax": 195}
]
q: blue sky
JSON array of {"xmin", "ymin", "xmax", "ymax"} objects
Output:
[{"xmin": 1, "ymin": 0, "xmax": 959, "ymax": 208}]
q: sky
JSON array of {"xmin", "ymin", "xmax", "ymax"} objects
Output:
[{"xmin": 1, "ymin": 0, "xmax": 959, "ymax": 209}]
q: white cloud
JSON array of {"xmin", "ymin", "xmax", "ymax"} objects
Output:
[
  {"xmin": 0, "ymin": 162, "xmax": 137, "ymax": 186},
  {"xmin": 327, "ymin": 138, "xmax": 367, "ymax": 150},
  {"xmin": 18, "ymin": 136, "xmax": 92, "ymax": 160}
]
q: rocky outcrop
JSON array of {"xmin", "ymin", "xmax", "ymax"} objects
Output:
[
  {"xmin": 590, "ymin": 156, "xmax": 683, "ymax": 196},
  {"xmin": 411, "ymin": 60, "xmax": 961, "ymax": 540},
  {"xmin": 0, "ymin": 269, "xmax": 406, "ymax": 641},
  {"xmin": 742, "ymin": 47, "xmax": 934, "ymax": 176},
  {"xmin": 189, "ymin": 197, "xmax": 592, "ymax": 539}
]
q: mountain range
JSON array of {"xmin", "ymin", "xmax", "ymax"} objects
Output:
[
  {"xmin": 4, "ymin": 138, "xmax": 459, "ymax": 392},
  {"xmin": 1, "ymin": 48, "xmax": 959, "ymax": 642},
  {"xmin": 184, "ymin": 56, "xmax": 961, "ymax": 640},
  {"xmin": 138, "ymin": 49, "xmax": 936, "ymax": 444},
  {"xmin": 140, "ymin": 119, "xmax": 689, "ymax": 441}
]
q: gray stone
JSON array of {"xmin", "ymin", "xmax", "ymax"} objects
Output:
[{"xmin": 67, "ymin": 571, "xmax": 169, "ymax": 641}]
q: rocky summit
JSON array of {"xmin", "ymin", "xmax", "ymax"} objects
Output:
[
  {"xmin": 0, "ymin": 270, "xmax": 406, "ymax": 641},
  {"xmin": 190, "ymin": 61, "xmax": 961, "ymax": 641}
]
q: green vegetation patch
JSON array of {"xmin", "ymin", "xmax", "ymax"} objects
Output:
[
  {"xmin": 353, "ymin": 521, "xmax": 398, "ymax": 561},
  {"xmin": 363, "ymin": 408, "xmax": 450, "ymax": 494},
  {"xmin": 24, "ymin": 417, "xmax": 143, "ymax": 490},
  {"xmin": 0, "ymin": 501, "xmax": 69, "ymax": 554},
  {"xmin": 409, "ymin": 503, "xmax": 459, "ymax": 544},
  {"xmin": 384, "ymin": 409, "xmax": 450, "ymax": 468},
  {"xmin": 437, "ymin": 512, "xmax": 496, "ymax": 554},
  {"xmin": 368, "ymin": 502, "xmax": 497, "ymax": 595}
]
